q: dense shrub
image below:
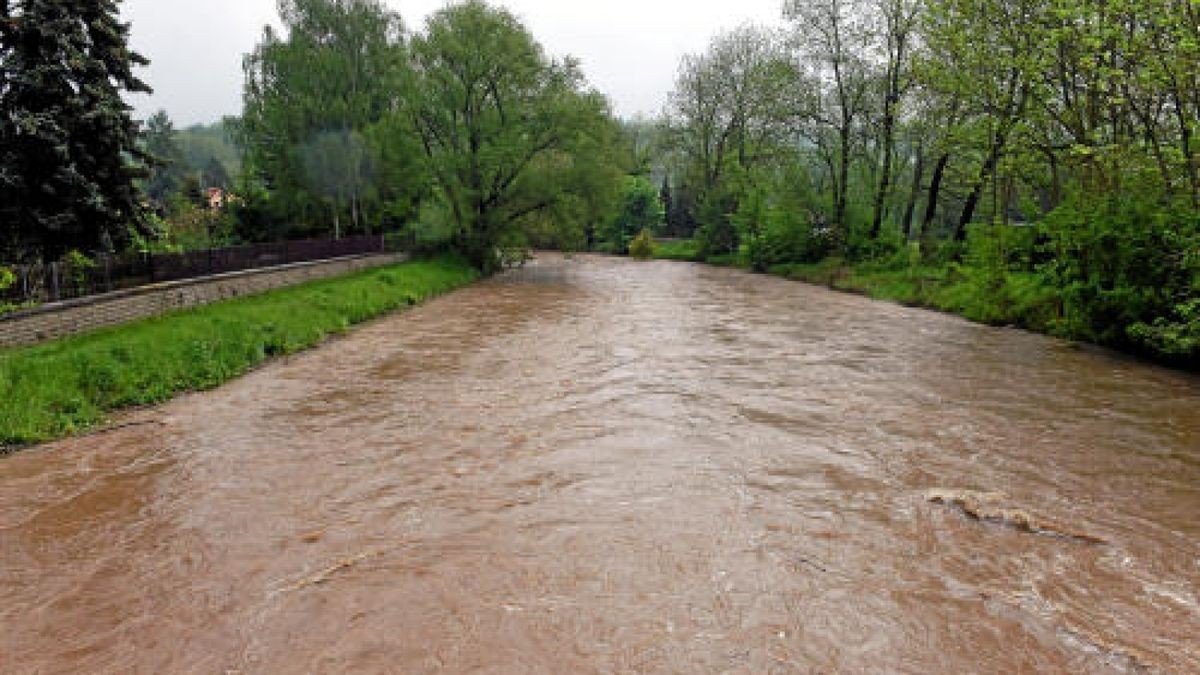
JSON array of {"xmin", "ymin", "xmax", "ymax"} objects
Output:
[
  {"xmin": 695, "ymin": 187, "xmax": 740, "ymax": 258},
  {"xmin": 1040, "ymin": 195, "xmax": 1198, "ymax": 357},
  {"xmin": 629, "ymin": 229, "xmax": 656, "ymax": 259},
  {"xmin": 597, "ymin": 176, "xmax": 665, "ymax": 254}
]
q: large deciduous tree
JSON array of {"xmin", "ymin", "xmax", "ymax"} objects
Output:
[
  {"xmin": 666, "ymin": 25, "xmax": 797, "ymax": 256},
  {"xmin": 786, "ymin": 0, "xmax": 875, "ymax": 253},
  {"xmin": 0, "ymin": 0, "xmax": 151, "ymax": 262},
  {"xmin": 406, "ymin": 0, "xmax": 620, "ymax": 271}
]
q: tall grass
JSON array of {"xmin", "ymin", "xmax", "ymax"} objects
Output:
[{"xmin": 0, "ymin": 257, "xmax": 478, "ymax": 446}]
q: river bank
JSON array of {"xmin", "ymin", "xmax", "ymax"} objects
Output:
[
  {"xmin": 0, "ymin": 256, "xmax": 478, "ymax": 447},
  {"xmin": 652, "ymin": 240, "xmax": 1198, "ymax": 372}
]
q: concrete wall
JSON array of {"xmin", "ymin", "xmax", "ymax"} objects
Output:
[{"xmin": 0, "ymin": 253, "xmax": 408, "ymax": 348}]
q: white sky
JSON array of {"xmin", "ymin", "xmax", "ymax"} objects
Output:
[{"xmin": 121, "ymin": 0, "xmax": 787, "ymax": 127}]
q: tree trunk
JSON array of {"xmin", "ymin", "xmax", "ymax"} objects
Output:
[
  {"xmin": 955, "ymin": 129, "xmax": 1009, "ymax": 241},
  {"xmin": 922, "ymin": 153, "xmax": 950, "ymax": 233},
  {"xmin": 870, "ymin": 96, "xmax": 898, "ymax": 240},
  {"xmin": 902, "ymin": 144, "xmax": 925, "ymax": 240},
  {"xmin": 834, "ymin": 125, "xmax": 851, "ymax": 254}
]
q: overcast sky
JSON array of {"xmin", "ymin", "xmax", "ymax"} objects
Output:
[{"xmin": 121, "ymin": 0, "xmax": 786, "ymax": 127}]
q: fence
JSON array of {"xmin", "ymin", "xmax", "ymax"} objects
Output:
[{"xmin": 1, "ymin": 235, "xmax": 386, "ymax": 306}]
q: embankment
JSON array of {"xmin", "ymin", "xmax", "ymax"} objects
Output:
[{"xmin": 0, "ymin": 257, "xmax": 478, "ymax": 447}]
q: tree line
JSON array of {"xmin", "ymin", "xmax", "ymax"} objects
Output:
[
  {"xmin": 659, "ymin": 0, "xmax": 1198, "ymax": 361},
  {"xmin": 233, "ymin": 0, "xmax": 646, "ymax": 272},
  {"xmin": 2, "ymin": 0, "xmax": 647, "ymax": 275},
  {"xmin": 2, "ymin": 0, "xmax": 1196, "ymax": 362}
]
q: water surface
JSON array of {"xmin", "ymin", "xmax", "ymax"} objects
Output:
[{"xmin": 2, "ymin": 254, "xmax": 1197, "ymax": 672}]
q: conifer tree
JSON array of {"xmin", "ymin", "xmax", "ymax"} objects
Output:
[
  {"xmin": 143, "ymin": 110, "xmax": 184, "ymax": 208},
  {"xmin": 0, "ymin": 0, "xmax": 151, "ymax": 261}
]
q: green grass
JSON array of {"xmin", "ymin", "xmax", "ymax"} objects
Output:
[
  {"xmin": 0, "ymin": 256, "xmax": 479, "ymax": 447},
  {"xmin": 652, "ymin": 238, "xmax": 702, "ymax": 262},
  {"xmin": 661, "ymin": 238, "xmax": 1068, "ymax": 339},
  {"xmin": 772, "ymin": 258, "xmax": 1064, "ymax": 332}
]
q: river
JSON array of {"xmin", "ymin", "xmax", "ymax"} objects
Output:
[{"xmin": 1, "ymin": 254, "xmax": 1197, "ymax": 672}]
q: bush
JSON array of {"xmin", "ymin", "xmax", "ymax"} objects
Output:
[
  {"xmin": 1040, "ymin": 195, "xmax": 1197, "ymax": 351},
  {"xmin": 0, "ymin": 265, "xmax": 14, "ymax": 292},
  {"xmin": 695, "ymin": 187, "xmax": 739, "ymax": 257},
  {"xmin": 62, "ymin": 250, "xmax": 96, "ymax": 295},
  {"xmin": 1128, "ymin": 298, "xmax": 1200, "ymax": 364},
  {"xmin": 629, "ymin": 229, "xmax": 656, "ymax": 260},
  {"xmin": 597, "ymin": 176, "xmax": 665, "ymax": 253}
]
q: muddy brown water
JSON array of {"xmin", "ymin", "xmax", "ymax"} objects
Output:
[{"xmin": 1, "ymin": 254, "xmax": 1198, "ymax": 673}]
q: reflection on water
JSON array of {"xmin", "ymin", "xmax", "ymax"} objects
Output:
[{"xmin": 1, "ymin": 254, "xmax": 1197, "ymax": 672}]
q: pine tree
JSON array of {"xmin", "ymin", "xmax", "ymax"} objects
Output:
[
  {"xmin": 0, "ymin": 0, "xmax": 151, "ymax": 262},
  {"xmin": 143, "ymin": 109, "xmax": 184, "ymax": 208}
]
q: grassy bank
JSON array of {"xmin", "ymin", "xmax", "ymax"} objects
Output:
[
  {"xmin": 768, "ymin": 258, "xmax": 1061, "ymax": 330},
  {"xmin": 654, "ymin": 239, "xmax": 1198, "ymax": 371},
  {"xmin": 0, "ymin": 257, "xmax": 479, "ymax": 446},
  {"xmin": 652, "ymin": 239, "xmax": 703, "ymax": 262}
]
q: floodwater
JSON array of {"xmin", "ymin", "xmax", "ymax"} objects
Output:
[{"xmin": 1, "ymin": 254, "xmax": 1198, "ymax": 673}]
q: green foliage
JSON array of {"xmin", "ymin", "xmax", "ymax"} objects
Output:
[
  {"xmin": 299, "ymin": 129, "xmax": 373, "ymax": 238},
  {"xmin": 0, "ymin": 266, "xmax": 14, "ymax": 292},
  {"xmin": 733, "ymin": 181, "xmax": 769, "ymax": 271},
  {"xmin": 1129, "ymin": 299, "xmax": 1200, "ymax": 360},
  {"xmin": 0, "ymin": 0, "xmax": 152, "ymax": 261},
  {"xmin": 656, "ymin": 0, "xmax": 1199, "ymax": 369},
  {"xmin": 769, "ymin": 211, "xmax": 1196, "ymax": 368},
  {"xmin": 628, "ymin": 229, "xmax": 656, "ymax": 260},
  {"xmin": 153, "ymin": 204, "xmax": 239, "ymax": 252},
  {"xmin": 652, "ymin": 238, "xmax": 702, "ymax": 262},
  {"xmin": 240, "ymin": 0, "xmax": 408, "ymax": 239},
  {"xmin": 407, "ymin": 1, "xmax": 623, "ymax": 272},
  {"xmin": 143, "ymin": 110, "xmax": 186, "ymax": 208},
  {"xmin": 599, "ymin": 175, "xmax": 665, "ymax": 253},
  {"xmin": 1040, "ymin": 195, "xmax": 1199, "ymax": 359},
  {"xmin": 61, "ymin": 250, "xmax": 96, "ymax": 296},
  {"xmin": 695, "ymin": 185, "xmax": 740, "ymax": 257},
  {"xmin": 0, "ymin": 258, "xmax": 478, "ymax": 445}
]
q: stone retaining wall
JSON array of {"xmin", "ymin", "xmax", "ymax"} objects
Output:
[{"xmin": 0, "ymin": 253, "xmax": 408, "ymax": 348}]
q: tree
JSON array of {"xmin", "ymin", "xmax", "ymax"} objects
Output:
[
  {"xmin": 598, "ymin": 175, "xmax": 665, "ymax": 252},
  {"xmin": 922, "ymin": 0, "xmax": 1043, "ymax": 239},
  {"xmin": 299, "ymin": 129, "xmax": 372, "ymax": 238},
  {"xmin": 867, "ymin": 0, "xmax": 920, "ymax": 240},
  {"xmin": 667, "ymin": 26, "xmax": 794, "ymax": 194},
  {"xmin": 143, "ymin": 110, "xmax": 185, "ymax": 208},
  {"xmin": 0, "ymin": 0, "xmax": 152, "ymax": 261},
  {"xmin": 786, "ymin": 0, "xmax": 876, "ymax": 254},
  {"xmin": 406, "ymin": 0, "xmax": 622, "ymax": 271},
  {"xmin": 665, "ymin": 26, "xmax": 797, "ymax": 257},
  {"xmin": 240, "ymin": 0, "xmax": 406, "ymax": 238}
]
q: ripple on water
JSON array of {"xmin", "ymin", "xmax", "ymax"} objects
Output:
[{"xmin": 0, "ymin": 253, "xmax": 1197, "ymax": 673}]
